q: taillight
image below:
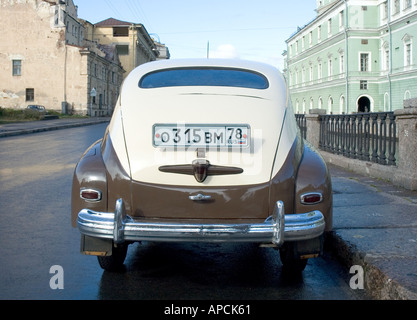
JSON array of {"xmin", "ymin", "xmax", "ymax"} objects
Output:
[
  {"xmin": 300, "ymin": 192, "xmax": 323, "ymax": 205},
  {"xmin": 80, "ymin": 189, "xmax": 102, "ymax": 202}
]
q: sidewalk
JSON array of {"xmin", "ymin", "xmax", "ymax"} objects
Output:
[
  {"xmin": 326, "ymin": 163, "xmax": 417, "ymax": 300},
  {"xmin": 0, "ymin": 117, "xmax": 109, "ymax": 138},
  {"xmin": 0, "ymin": 118, "xmax": 416, "ymax": 299}
]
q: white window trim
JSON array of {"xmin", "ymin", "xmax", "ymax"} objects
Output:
[
  {"xmin": 328, "ymin": 18, "xmax": 332, "ymax": 36},
  {"xmin": 403, "ymin": 34, "xmax": 413, "ymax": 68},
  {"xmin": 359, "ymin": 52, "xmax": 372, "ymax": 72}
]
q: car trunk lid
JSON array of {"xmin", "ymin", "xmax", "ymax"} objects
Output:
[{"xmin": 119, "ymin": 87, "xmax": 287, "ymax": 220}]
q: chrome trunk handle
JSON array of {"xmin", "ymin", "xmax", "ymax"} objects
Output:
[{"xmin": 189, "ymin": 194, "xmax": 212, "ymax": 201}]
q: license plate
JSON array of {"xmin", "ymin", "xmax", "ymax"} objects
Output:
[{"xmin": 153, "ymin": 124, "xmax": 250, "ymax": 148}]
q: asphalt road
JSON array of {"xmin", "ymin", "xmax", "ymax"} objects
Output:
[{"xmin": 0, "ymin": 123, "xmax": 370, "ymax": 301}]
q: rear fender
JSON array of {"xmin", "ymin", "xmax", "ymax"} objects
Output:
[
  {"xmin": 71, "ymin": 140, "xmax": 108, "ymax": 227},
  {"xmin": 294, "ymin": 142, "xmax": 333, "ymax": 231}
]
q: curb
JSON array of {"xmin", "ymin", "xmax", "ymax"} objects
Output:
[
  {"xmin": 325, "ymin": 231, "xmax": 417, "ymax": 300},
  {"xmin": 0, "ymin": 119, "xmax": 109, "ymax": 138}
]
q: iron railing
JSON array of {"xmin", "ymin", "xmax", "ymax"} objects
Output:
[
  {"xmin": 319, "ymin": 112, "xmax": 397, "ymax": 166},
  {"xmin": 295, "ymin": 114, "xmax": 307, "ymax": 139}
]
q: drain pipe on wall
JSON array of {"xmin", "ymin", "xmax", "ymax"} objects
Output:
[
  {"xmin": 387, "ymin": 0, "xmax": 393, "ymax": 112},
  {"xmin": 343, "ymin": 0, "xmax": 349, "ymax": 114}
]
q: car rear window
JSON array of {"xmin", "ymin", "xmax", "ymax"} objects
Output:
[{"xmin": 139, "ymin": 67, "xmax": 269, "ymax": 89}]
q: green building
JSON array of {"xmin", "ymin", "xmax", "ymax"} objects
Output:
[{"xmin": 284, "ymin": 0, "xmax": 417, "ymax": 114}]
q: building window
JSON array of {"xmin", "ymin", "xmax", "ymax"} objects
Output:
[
  {"xmin": 116, "ymin": 45, "xmax": 129, "ymax": 56},
  {"xmin": 340, "ymin": 54, "xmax": 345, "ymax": 74},
  {"xmin": 309, "ymin": 65, "xmax": 313, "ymax": 81},
  {"xmin": 318, "ymin": 62, "xmax": 322, "ymax": 80},
  {"xmin": 340, "ymin": 96, "xmax": 345, "ymax": 114},
  {"xmin": 404, "ymin": 0, "xmax": 412, "ymax": 10},
  {"xmin": 328, "ymin": 96, "xmax": 334, "ymax": 114},
  {"xmin": 403, "ymin": 35, "xmax": 413, "ymax": 67},
  {"xmin": 360, "ymin": 80, "xmax": 368, "ymax": 90},
  {"xmin": 385, "ymin": 49, "xmax": 390, "ymax": 70},
  {"xmin": 360, "ymin": 53, "xmax": 370, "ymax": 71},
  {"xmin": 339, "ymin": 11, "xmax": 344, "ymax": 29},
  {"xmin": 394, "ymin": 0, "xmax": 400, "ymax": 14},
  {"xmin": 405, "ymin": 43, "xmax": 412, "ymax": 66},
  {"xmin": 383, "ymin": 2, "xmax": 388, "ymax": 19},
  {"xmin": 318, "ymin": 26, "xmax": 322, "ymax": 42},
  {"xmin": 26, "ymin": 88, "xmax": 34, "ymax": 101},
  {"xmin": 328, "ymin": 18, "xmax": 332, "ymax": 35},
  {"xmin": 113, "ymin": 27, "xmax": 129, "ymax": 37},
  {"xmin": 302, "ymin": 67, "xmax": 306, "ymax": 84},
  {"xmin": 328, "ymin": 58, "xmax": 333, "ymax": 78},
  {"xmin": 12, "ymin": 60, "xmax": 22, "ymax": 76}
]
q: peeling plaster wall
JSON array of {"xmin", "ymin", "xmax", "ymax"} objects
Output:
[{"xmin": 0, "ymin": 0, "xmax": 67, "ymax": 109}]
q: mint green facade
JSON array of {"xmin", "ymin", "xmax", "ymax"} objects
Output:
[{"xmin": 284, "ymin": 0, "xmax": 417, "ymax": 114}]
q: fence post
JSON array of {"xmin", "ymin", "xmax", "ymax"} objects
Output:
[
  {"xmin": 394, "ymin": 100, "xmax": 417, "ymax": 190},
  {"xmin": 305, "ymin": 109, "xmax": 326, "ymax": 149}
]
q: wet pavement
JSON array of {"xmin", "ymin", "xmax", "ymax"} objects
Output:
[
  {"xmin": 326, "ymin": 164, "xmax": 417, "ymax": 299},
  {"xmin": 1, "ymin": 117, "xmax": 416, "ymax": 300}
]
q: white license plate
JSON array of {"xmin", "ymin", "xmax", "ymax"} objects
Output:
[{"xmin": 153, "ymin": 124, "xmax": 250, "ymax": 148}]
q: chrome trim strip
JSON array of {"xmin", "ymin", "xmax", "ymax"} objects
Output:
[
  {"xmin": 189, "ymin": 194, "xmax": 212, "ymax": 201},
  {"xmin": 77, "ymin": 199, "xmax": 324, "ymax": 244}
]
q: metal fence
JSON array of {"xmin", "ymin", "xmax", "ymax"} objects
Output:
[
  {"xmin": 295, "ymin": 114, "xmax": 307, "ymax": 139},
  {"xmin": 319, "ymin": 112, "xmax": 397, "ymax": 166}
]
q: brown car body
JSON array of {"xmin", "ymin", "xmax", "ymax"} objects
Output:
[{"xmin": 71, "ymin": 59, "xmax": 332, "ymax": 272}]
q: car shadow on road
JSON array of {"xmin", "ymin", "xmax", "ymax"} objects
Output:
[{"xmin": 97, "ymin": 242, "xmax": 307, "ymax": 300}]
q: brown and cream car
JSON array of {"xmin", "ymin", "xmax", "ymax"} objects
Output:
[{"xmin": 71, "ymin": 59, "xmax": 332, "ymax": 272}]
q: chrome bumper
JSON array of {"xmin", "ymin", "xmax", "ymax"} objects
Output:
[{"xmin": 77, "ymin": 199, "xmax": 325, "ymax": 245}]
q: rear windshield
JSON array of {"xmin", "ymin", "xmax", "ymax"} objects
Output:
[{"xmin": 139, "ymin": 67, "xmax": 269, "ymax": 89}]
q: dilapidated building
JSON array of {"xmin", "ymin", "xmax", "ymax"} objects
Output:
[
  {"xmin": 87, "ymin": 17, "xmax": 161, "ymax": 78},
  {"xmin": 0, "ymin": 0, "xmax": 125, "ymax": 116}
]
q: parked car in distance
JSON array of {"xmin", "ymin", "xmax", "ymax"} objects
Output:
[
  {"xmin": 26, "ymin": 105, "xmax": 46, "ymax": 112},
  {"xmin": 71, "ymin": 59, "xmax": 333, "ymax": 273}
]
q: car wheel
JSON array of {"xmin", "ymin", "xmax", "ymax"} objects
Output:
[
  {"xmin": 279, "ymin": 242, "xmax": 308, "ymax": 274},
  {"xmin": 97, "ymin": 244, "xmax": 128, "ymax": 272}
]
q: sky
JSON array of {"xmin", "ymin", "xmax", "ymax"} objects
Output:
[{"xmin": 76, "ymin": 0, "xmax": 318, "ymax": 70}]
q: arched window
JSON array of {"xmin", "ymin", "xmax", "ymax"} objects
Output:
[
  {"xmin": 328, "ymin": 96, "xmax": 334, "ymax": 114},
  {"xmin": 339, "ymin": 95, "xmax": 345, "ymax": 114},
  {"xmin": 384, "ymin": 92, "xmax": 390, "ymax": 112}
]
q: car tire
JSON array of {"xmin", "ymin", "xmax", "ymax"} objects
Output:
[
  {"xmin": 279, "ymin": 242, "xmax": 308, "ymax": 274},
  {"xmin": 97, "ymin": 244, "xmax": 128, "ymax": 272}
]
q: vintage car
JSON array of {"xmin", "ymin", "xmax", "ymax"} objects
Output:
[{"xmin": 71, "ymin": 59, "xmax": 332, "ymax": 273}]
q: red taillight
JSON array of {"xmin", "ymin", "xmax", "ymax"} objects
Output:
[
  {"xmin": 300, "ymin": 193, "xmax": 323, "ymax": 205},
  {"xmin": 80, "ymin": 189, "xmax": 102, "ymax": 202}
]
